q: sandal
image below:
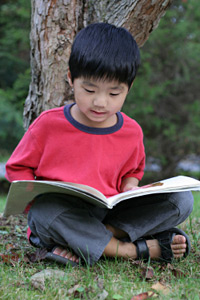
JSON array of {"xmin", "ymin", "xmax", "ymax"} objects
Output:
[
  {"xmin": 45, "ymin": 246, "xmax": 79, "ymax": 267},
  {"xmin": 153, "ymin": 227, "xmax": 191, "ymax": 262},
  {"xmin": 134, "ymin": 238, "xmax": 150, "ymax": 261},
  {"xmin": 134, "ymin": 227, "xmax": 191, "ymax": 262}
]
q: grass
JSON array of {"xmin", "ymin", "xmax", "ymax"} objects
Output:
[
  {"xmin": 0, "ymin": 195, "xmax": 6, "ymax": 212},
  {"xmin": 0, "ymin": 193, "xmax": 200, "ymax": 300}
]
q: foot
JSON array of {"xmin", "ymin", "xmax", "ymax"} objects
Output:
[
  {"xmin": 53, "ymin": 246, "xmax": 80, "ymax": 263},
  {"xmin": 133, "ymin": 228, "xmax": 190, "ymax": 262},
  {"xmin": 171, "ymin": 234, "xmax": 187, "ymax": 258},
  {"xmin": 146, "ymin": 234, "xmax": 187, "ymax": 259}
]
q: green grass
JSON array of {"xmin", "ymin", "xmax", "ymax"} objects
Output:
[
  {"xmin": 0, "ymin": 193, "xmax": 200, "ymax": 300},
  {"xmin": 0, "ymin": 194, "xmax": 6, "ymax": 212}
]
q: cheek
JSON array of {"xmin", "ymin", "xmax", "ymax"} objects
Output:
[
  {"xmin": 114, "ymin": 97, "xmax": 126, "ymax": 107},
  {"xmin": 75, "ymin": 96, "xmax": 89, "ymax": 108}
]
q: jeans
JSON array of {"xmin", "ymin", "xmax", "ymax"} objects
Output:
[{"xmin": 28, "ymin": 191, "xmax": 194, "ymax": 265}]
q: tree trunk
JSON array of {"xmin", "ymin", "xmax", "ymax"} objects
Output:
[{"xmin": 23, "ymin": 0, "xmax": 172, "ymax": 129}]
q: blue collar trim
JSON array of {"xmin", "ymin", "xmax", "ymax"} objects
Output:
[{"xmin": 63, "ymin": 103, "xmax": 123, "ymax": 135}]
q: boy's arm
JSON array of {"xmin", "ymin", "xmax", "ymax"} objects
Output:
[
  {"xmin": 6, "ymin": 157, "xmax": 36, "ymax": 182},
  {"xmin": 5, "ymin": 129, "xmax": 40, "ymax": 182},
  {"xmin": 120, "ymin": 177, "xmax": 139, "ymax": 193}
]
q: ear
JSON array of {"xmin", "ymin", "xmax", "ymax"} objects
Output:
[{"xmin": 67, "ymin": 70, "xmax": 73, "ymax": 87}]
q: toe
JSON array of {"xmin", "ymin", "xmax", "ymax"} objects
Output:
[
  {"xmin": 171, "ymin": 243, "xmax": 186, "ymax": 250},
  {"xmin": 53, "ymin": 247, "xmax": 63, "ymax": 255},
  {"xmin": 173, "ymin": 248, "xmax": 186, "ymax": 254},
  {"xmin": 53, "ymin": 247, "xmax": 79, "ymax": 262},
  {"xmin": 172, "ymin": 234, "xmax": 186, "ymax": 245},
  {"xmin": 171, "ymin": 234, "xmax": 187, "ymax": 258}
]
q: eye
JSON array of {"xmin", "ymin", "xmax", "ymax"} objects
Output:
[
  {"xmin": 110, "ymin": 93, "xmax": 120, "ymax": 96},
  {"xmin": 84, "ymin": 88, "xmax": 94, "ymax": 93}
]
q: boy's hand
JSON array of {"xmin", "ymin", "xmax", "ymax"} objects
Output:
[{"xmin": 120, "ymin": 177, "xmax": 139, "ymax": 193}]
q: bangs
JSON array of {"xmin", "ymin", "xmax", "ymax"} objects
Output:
[{"xmin": 68, "ymin": 23, "xmax": 140, "ymax": 88}]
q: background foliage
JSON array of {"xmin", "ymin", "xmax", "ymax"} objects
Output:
[
  {"xmin": 0, "ymin": 0, "xmax": 30, "ymax": 153},
  {"xmin": 124, "ymin": 0, "xmax": 200, "ymax": 180},
  {"xmin": 0, "ymin": 0, "xmax": 199, "ymax": 180}
]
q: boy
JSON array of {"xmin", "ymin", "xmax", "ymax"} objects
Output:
[{"xmin": 6, "ymin": 23, "xmax": 193, "ymax": 266}]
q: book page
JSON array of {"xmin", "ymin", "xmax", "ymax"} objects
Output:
[
  {"xmin": 107, "ymin": 175, "xmax": 200, "ymax": 207},
  {"xmin": 3, "ymin": 180, "xmax": 108, "ymax": 217},
  {"xmin": 43, "ymin": 181, "xmax": 107, "ymax": 200}
]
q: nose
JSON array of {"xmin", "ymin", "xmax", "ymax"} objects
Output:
[{"xmin": 93, "ymin": 93, "xmax": 107, "ymax": 107}]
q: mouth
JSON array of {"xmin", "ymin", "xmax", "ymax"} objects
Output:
[{"xmin": 90, "ymin": 110, "xmax": 106, "ymax": 115}]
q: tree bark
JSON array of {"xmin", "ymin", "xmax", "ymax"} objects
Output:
[{"xmin": 23, "ymin": 0, "xmax": 172, "ymax": 129}]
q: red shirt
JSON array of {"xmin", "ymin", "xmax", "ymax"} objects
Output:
[{"xmin": 6, "ymin": 104, "xmax": 145, "ymax": 198}]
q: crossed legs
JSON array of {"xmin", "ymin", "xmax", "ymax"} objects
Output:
[
  {"xmin": 102, "ymin": 224, "xmax": 187, "ymax": 259},
  {"xmin": 28, "ymin": 191, "xmax": 194, "ymax": 265},
  {"xmin": 53, "ymin": 223, "xmax": 187, "ymax": 262}
]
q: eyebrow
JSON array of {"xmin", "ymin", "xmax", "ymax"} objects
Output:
[
  {"xmin": 82, "ymin": 81, "xmax": 97, "ymax": 87},
  {"xmin": 82, "ymin": 81, "xmax": 124, "ymax": 90},
  {"xmin": 110, "ymin": 86, "xmax": 124, "ymax": 91}
]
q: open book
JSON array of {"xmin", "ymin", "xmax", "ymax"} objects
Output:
[{"xmin": 3, "ymin": 175, "xmax": 200, "ymax": 217}]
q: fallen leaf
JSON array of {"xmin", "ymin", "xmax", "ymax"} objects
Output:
[
  {"xmin": 131, "ymin": 291, "xmax": 155, "ymax": 300},
  {"xmin": 141, "ymin": 267, "xmax": 154, "ymax": 280},
  {"xmin": 0, "ymin": 253, "xmax": 20, "ymax": 265},
  {"xmin": 151, "ymin": 282, "xmax": 170, "ymax": 295}
]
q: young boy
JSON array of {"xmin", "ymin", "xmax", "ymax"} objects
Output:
[{"xmin": 6, "ymin": 23, "xmax": 193, "ymax": 266}]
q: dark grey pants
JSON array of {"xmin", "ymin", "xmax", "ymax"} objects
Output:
[{"xmin": 28, "ymin": 191, "xmax": 194, "ymax": 265}]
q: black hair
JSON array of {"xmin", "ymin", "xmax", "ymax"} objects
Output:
[{"xmin": 68, "ymin": 23, "xmax": 140, "ymax": 89}]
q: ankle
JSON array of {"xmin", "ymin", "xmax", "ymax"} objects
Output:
[
  {"xmin": 103, "ymin": 238, "xmax": 137, "ymax": 259},
  {"xmin": 146, "ymin": 239, "xmax": 161, "ymax": 259},
  {"xmin": 121, "ymin": 242, "xmax": 138, "ymax": 259}
]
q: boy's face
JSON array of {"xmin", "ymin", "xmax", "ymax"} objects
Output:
[{"xmin": 68, "ymin": 72, "xmax": 129, "ymax": 128}]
